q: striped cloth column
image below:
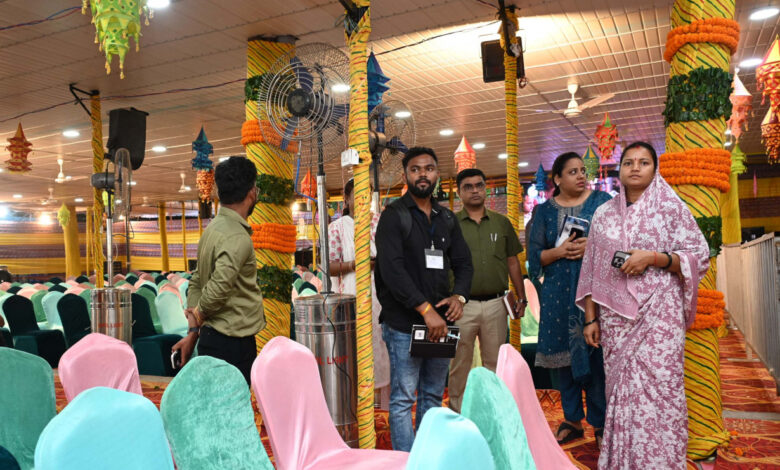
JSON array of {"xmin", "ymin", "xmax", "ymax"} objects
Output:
[{"xmin": 90, "ymin": 95, "xmax": 105, "ymax": 288}]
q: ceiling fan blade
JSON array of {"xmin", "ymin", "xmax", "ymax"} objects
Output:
[
  {"xmin": 279, "ymin": 117, "xmax": 298, "ymax": 151},
  {"xmin": 578, "ymin": 92, "xmax": 615, "ymax": 111},
  {"xmin": 290, "ymin": 57, "xmax": 313, "ymax": 93}
]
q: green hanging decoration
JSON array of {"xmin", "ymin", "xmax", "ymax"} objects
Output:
[
  {"xmin": 57, "ymin": 204, "xmax": 70, "ymax": 228},
  {"xmin": 582, "ymin": 146, "xmax": 600, "ymax": 180},
  {"xmin": 730, "ymin": 143, "xmax": 747, "ymax": 175},
  {"xmin": 83, "ymin": 0, "xmax": 152, "ymax": 79}
]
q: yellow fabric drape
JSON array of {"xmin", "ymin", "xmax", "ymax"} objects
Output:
[
  {"xmin": 90, "ymin": 94, "xmax": 105, "ymax": 288},
  {"xmin": 721, "ymin": 145, "xmax": 744, "ymax": 244},
  {"xmin": 63, "ymin": 205, "xmax": 81, "ymax": 278},
  {"xmin": 181, "ymin": 202, "xmax": 188, "ymax": 271},
  {"xmin": 158, "ymin": 203, "xmax": 170, "ymax": 272}
]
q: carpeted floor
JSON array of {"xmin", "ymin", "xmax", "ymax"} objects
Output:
[{"xmin": 53, "ymin": 328, "xmax": 780, "ymax": 469}]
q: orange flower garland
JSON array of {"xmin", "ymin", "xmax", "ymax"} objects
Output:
[
  {"xmin": 691, "ymin": 288, "xmax": 725, "ymax": 330},
  {"xmin": 663, "ymin": 18, "xmax": 740, "ymax": 63},
  {"xmin": 241, "ymin": 119, "xmax": 299, "ymax": 152},
  {"xmin": 251, "ymin": 223, "xmax": 297, "ymax": 253},
  {"xmin": 659, "ymin": 148, "xmax": 731, "ymax": 192}
]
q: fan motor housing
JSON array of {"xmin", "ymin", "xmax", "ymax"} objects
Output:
[{"xmin": 287, "ymin": 88, "xmax": 313, "ymax": 117}]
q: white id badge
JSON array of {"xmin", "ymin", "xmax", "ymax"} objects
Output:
[{"xmin": 425, "ymin": 248, "xmax": 444, "ymax": 269}]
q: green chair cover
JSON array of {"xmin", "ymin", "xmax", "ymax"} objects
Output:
[
  {"xmin": 293, "ymin": 278, "xmax": 304, "ymax": 292},
  {"xmin": 124, "ymin": 274, "xmax": 139, "ymax": 285},
  {"xmin": 75, "ymin": 275, "xmax": 90, "ymax": 284},
  {"xmin": 0, "ymin": 348, "xmax": 56, "ymax": 470},
  {"xmin": 131, "ymin": 293, "xmax": 180, "ymax": 376},
  {"xmin": 156, "ymin": 279, "xmax": 170, "ymax": 289},
  {"xmin": 154, "ymin": 275, "xmax": 166, "ymax": 285},
  {"xmin": 154, "ymin": 292, "xmax": 188, "ymax": 337},
  {"xmin": 56, "ymin": 294, "xmax": 92, "ymax": 348},
  {"xmin": 30, "ymin": 291, "xmax": 47, "ymax": 324},
  {"xmin": 160, "ymin": 356, "xmax": 273, "ymax": 469},
  {"xmin": 114, "ymin": 280, "xmax": 128, "ymax": 287},
  {"xmin": 137, "ymin": 280, "xmax": 157, "ymax": 294},
  {"xmin": 520, "ymin": 307, "xmax": 539, "ymax": 338},
  {"xmin": 135, "ymin": 288, "xmax": 162, "ymax": 334},
  {"xmin": 0, "ymin": 293, "xmax": 11, "ymax": 325},
  {"xmin": 0, "ymin": 328, "xmax": 12, "ymax": 348},
  {"xmin": 41, "ymin": 292, "xmax": 64, "ymax": 331},
  {"xmin": 78, "ymin": 289, "xmax": 92, "ymax": 311},
  {"xmin": 47, "ymin": 285, "xmax": 66, "ymax": 293},
  {"xmin": 461, "ymin": 367, "xmax": 536, "ymax": 470},
  {"xmin": 177, "ymin": 280, "xmax": 189, "ymax": 303},
  {"xmin": 43, "ymin": 282, "xmax": 53, "ymax": 288},
  {"xmin": 7, "ymin": 286, "xmax": 21, "ymax": 294}
]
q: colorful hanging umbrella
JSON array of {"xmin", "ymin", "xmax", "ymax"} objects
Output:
[
  {"xmin": 757, "ymin": 36, "xmax": 780, "ymax": 115},
  {"xmin": 191, "ymin": 126, "xmax": 214, "ymax": 171},
  {"xmin": 727, "ymin": 69, "xmax": 753, "ymax": 141},
  {"xmin": 4, "ymin": 123, "xmax": 33, "ymax": 173},
  {"xmin": 82, "ymin": 0, "xmax": 152, "ymax": 79},
  {"xmin": 595, "ymin": 112, "xmax": 619, "ymax": 165},
  {"xmin": 761, "ymin": 107, "xmax": 780, "ymax": 164},
  {"xmin": 453, "ymin": 136, "xmax": 476, "ymax": 174},
  {"xmin": 582, "ymin": 146, "xmax": 599, "ymax": 180},
  {"xmin": 367, "ymin": 52, "xmax": 391, "ymax": 114}
]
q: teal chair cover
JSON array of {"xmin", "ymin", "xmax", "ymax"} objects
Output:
[
  {"xmin": 137, "ymin": 280, "xmax": 157, "ymax": 294},
  {"xmin": 78, "ymin": 289, "xmax": 92, "ymax": 311},
  {"xmin": 3, "ymin": 295, "xmax": 66, "ymax": 367},
  {"xmin": 461, "ymin": 367, "xmax": 536, "ymax": 470},
  {"xmin": 160, "ymin": 356, "xmax": 273, "ymax": 469},
  {"xmin": 155, "ymin": 292, "xmax": 188, "ymax": 337},
  {"xmin": 0, "ymin": 348, "xmax": 56, "ymax": 470},
  {"xmin": 34, "ymin": 387, "xmax": 174, "ymax": 470},
  {"xmin": 131, "ymin": 293, "xmax": 180, "ymax": 376},
  {"xmin": 124, "ymin": 274, "xmax": 139, "ymax": 285},
  {"xmin": 0, "ymin": 445, "xmax": 21, "ymax": 470},
  {"xmin": 157, "ymin": 279, "xmax": 170, "ymax": 290},
  {"xmin": 56, "ymin": 294, "xmax": 92, "ymax": 348},
  {"xmin": 75, "ymin": 275, "xmax": 89, "ymax": 284},
  {"xmin": 47, "ymin": 285, "xmax": 66, "ymax": 293},
  {"xmin": 135, "ymin": 288, "xmax": 162, "ymax": 334},
  {"xmin": 41, "ymin": 292, "xmax": 64, "ymax": 331},
  {"xmin": 407, "ymin": 407, "xmax": 495, "ymax": 470},
  {"xmin": 114, "ymin": 280, "xmax": 128, "ymax": 287},
  {"xmin": 177, "ymin": 280, "xmax": 189, "ymax": 303},
  {"xmin": 30, "ymin": 291, "xmax": 47, "ymax": 324}
]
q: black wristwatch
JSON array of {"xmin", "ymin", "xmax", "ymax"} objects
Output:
[{"xmin": 188, "ymin": 327, "xmax": 200, "ymax": 335}]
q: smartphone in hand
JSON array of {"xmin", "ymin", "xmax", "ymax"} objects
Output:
[
  {"xmin": 171, "ymin": 350, "xmax": 182, "ymax": 370},
  {"xmin": 611, "ymin": 251, "xmax": 631, "ymax": 268}
]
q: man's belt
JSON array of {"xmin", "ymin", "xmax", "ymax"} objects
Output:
[{"xmin": 469, "ymin": 292, "xmax": 504, "ymax": 301}]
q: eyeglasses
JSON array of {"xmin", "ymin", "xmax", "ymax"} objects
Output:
[{"xmin": 461, "ymin": 182, "xmax": 486, "ymax": 192}]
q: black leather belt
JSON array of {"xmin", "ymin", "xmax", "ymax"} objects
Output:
[{"xmin": 470, "ymin": 293, "xmax": 504, "ymax": 301}]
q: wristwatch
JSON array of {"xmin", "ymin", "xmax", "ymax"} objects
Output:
[
  {"xmin": 456, "ymin": 295, "xmax": 467, "ymax": 305},
  {"xmin": 188, "ymin": 327, "xmax": 200, "ymax": 335}
]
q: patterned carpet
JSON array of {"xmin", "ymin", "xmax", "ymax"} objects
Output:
[{"xmin": 53, "ymin": 328, "xmax": 780, "ymax": 468}]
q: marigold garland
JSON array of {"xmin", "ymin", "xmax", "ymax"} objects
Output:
[
  {"xmin": 251, "ymin": 223, "xmax": 297, "ymax": 253},
  {"xmin": 241, "ymin": 119, "xmax": 299, "ymax": 152},
  {"xmin": 664, "ymin": 18, "xmax": 740, "ymax": 63},
  {"xmin": 255, "ymin": 173, "xmax": 295, "ymax": 206},
  {"xmin": 659, "ymin": 149, "xmax": 731, "ymax": 192},
  {"xmin": 691, "ymin": 288, "xmax": 726, "ymax": 330}
]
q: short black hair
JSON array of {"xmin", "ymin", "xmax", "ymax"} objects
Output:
[
  {"xmin": 620, "ymin": 141, "xmax": 658, "ymax": 169},
  {"xmin": 456, "ymin": 168, "xmax": 486, "ymax": 188},
  {"xmin": 402, "ymin": 146, "xmax": 438, "ymax": 169},
  {"xmin": 214, "ymin": 156, "xmax": 257, "ymax": 204}
]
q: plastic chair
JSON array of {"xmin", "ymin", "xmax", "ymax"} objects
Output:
[
  {"xmin": 58, "ymin": 333, "xmax": 142, "ymax": 402},
  {"xmin": 34, "ymin": 387, "xmax": 174, "ymax": 470},
  {"xmin": 251, "ymin": 336, "xmax": 408, "ymax": 469},
  {"xmin": 161, "ymin": 356, "xmax": 274, "ymax": 469},
  {"xmin": 17, "ymin": 287, "xmax": 37, "ymax": 300},
  {"xmin": 461, "ymin": 367, "xmax": 536, "ymax": 470},
  {"xmin": 56, "ymin": 294, "xmax": 92, "ymax": 348},
  {"xmin": 131, "ymin": 293, "xmax": 180, "ymax": 376},
  {"xmin": 2, "ymin": 295, "xmax": 66, "ymax": 367},
  {"xmin": 78, "ymin": 289, "xmax": 92, "ymax": 312},
  {"xmin": 135, "ymin": 287, "xmax": 163, "ymax": 334},
  {"xmin": 407, "ymin": 407, "xmax": 495, "ymax": 470},
  {"xmin": 64, "ymin": 286, "xmax": 85, "ymax": 296},
  {"xmin": 155, "ymin": 291, "xmax": 188, "ymax": 337},
  {"xmin": 523, "ymin": 279, "xmax": 540, "ymax": 323},
  {"xmin": 41, "ymin": 292, "xmax": 64, "ymax": 331},
  {"xmin": 0, "ymin": 348, "xmax": 56, "ymax": 470},
  {"xmin": 47, "ymin": 284, "xmax": 66, "ymax": 293}
]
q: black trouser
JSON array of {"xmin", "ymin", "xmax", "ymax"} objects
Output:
[{"xmin": 197, "ymin": 326, "xmax": 257, "ymax": 385}]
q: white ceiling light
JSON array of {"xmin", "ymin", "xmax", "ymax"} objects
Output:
[
  {"xmin": 12, "ymin": 194, "xmax": 22, "ymax": 199},
  {"xmin": 750, "ymin": 7, "xmax": 779, "ymax": 20},
  {"xmin": 115, "ymin": 199, "xmax": 123, "ymax": 204},
  {"xmin": 472, "ymin": 143, "xmax": 486, "ymax": 150},
  {"xmin": 725, "ymin": 128, "xmax": 732, "ymax": 135},
  {"xmin": 219, "ymin": 157, "xmax": 229, "ymax": 162},
  {"xmin": 498, "ymin": 153, "xmax": 508, "ymax": 159},
  {"xmin": 0, "ymin": 168, "xmax": 4, "ymax": 173},
  {"xmin": 0, "ymin": 205, "xmax": 8, "ymax": 218},
  {"xmin": 394, "ymin": 110, "xmax": 411, "ymax": 119},
  {"xmin": 130, "ymin": 181, "xmax": 137, "ymax": 186},
  {"xmin": 152, "ymin": 145, "xmax": 167, "ymax": 153},
  {"xmin": 147, "ymin": 0, "xmax": 171, "ymax": 8},
  {"xmin": 62, "ymin": 129, "xmax": 80, "ymax": 138},
  {"xmin": 518, "ymin": 162, "xmax": 529, "ymax": 167},
  {"xmin": 439, "ymin": 129, "xmax": 454, "ymax": 136},
  {"xmin": 724, "ymin": 141, "xmax": 732, "ymax": 147},
  {"xmin": 38, "ymin": 213, "xmax": 53, "ymax": 225},
  {"xmin": 74, "ymin": 198, "xmax": 84, "ymax": 203},
  {"xmin": 331, "ymin": 83, "xmax": 350, "ymax": 93},
  {"xmin": 739, "ymin": 57, "xmax": 763, "ymax": 68}
]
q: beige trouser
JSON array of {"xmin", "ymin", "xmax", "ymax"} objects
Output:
[{"xmin": 448, "ymin": 297, "xmax": 507, "ymax": 413}]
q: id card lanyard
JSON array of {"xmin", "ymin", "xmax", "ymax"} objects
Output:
[{"xmin": 423, "ymin": 217, "xmax": 444, "ymax": 270}]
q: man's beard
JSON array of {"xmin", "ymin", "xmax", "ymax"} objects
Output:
[{"xmin": 408, "ymin": 178, "xmax": 436, "ymax": 198}]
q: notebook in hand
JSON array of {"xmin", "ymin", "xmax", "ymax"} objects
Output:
[
  {"xmin": 555, "ymin": 215, "xmax": 590, "ymax": 247},
  {"xmin": 504, "ymin": 290, "xmax": 519, "ymax": 320},
  {"xmin": 409, "ymin": 324, "xmax": 460, "ymax": 358}
]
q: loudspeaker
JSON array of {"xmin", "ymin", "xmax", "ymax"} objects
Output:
[
  {"xmin": 106, "ymin": 108, "xmax": 148, "ymax": 170},
  {"xmin": 480, "ymin": 39, "xmax": 525, "ymax": 83}
]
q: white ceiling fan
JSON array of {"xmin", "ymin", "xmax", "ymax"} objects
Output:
[
  {"xmin": 40, "ymin": 187, "xmax": 58, "ymax": 206},
  {"xmin": 177, "ymin": 173, "xmax": 191, "ymax": 193},
  {"xmin": 532, "ymin": 83, "xmax": 615, "ymax": 118}
]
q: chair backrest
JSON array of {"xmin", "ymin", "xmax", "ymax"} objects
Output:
[
  {"xmin": 0, "ymin": 282, "xmax": 10, "ymax": 292},
  {"xmin": 41, "ymin": 291, "xmax": 65, "ymax": 330},
  {"xmin": 48, "ymin": 277, "xmax": 63, "ymax": 285},
  {"xmin": 75, "ymin": 275, "xmax": 90, "ymax": 284},
  {"xmin": 0, "ymin": 348, "xmax": 56, "ymax": 470},
  {"xmin": 17, "ymin": 288, "xmax": 37, "ymax": 300},
  {"xmin": 30, "ymin": 290, "xmax": 47, "ymax": 324},
  {"xmin": 130, "ymin": 293, "xmax": 158, "ymax": 340},
  {"xmin": 251, "ymin": 336, "xmax": 347, "ymax": 469},
  {"xmin": 124, "ymin": 274, "xmax": 139, "ymax": 286},
  {"xmin": 159, "ymin": 283, "xmax": 181, "ymax": 302},
  {"xmin": 0, "ymin": 293, "xmax": 10, "ymax": 325},
  {"xmin": 461, "ymin": 367, "xmax": 536, "ymax": 470},
  {"xmin": 0, "ymin": 445, "xmax": 21, "ymax": 470},
  {"xmin": 56, "ymin": 294, "xmax": 92, "ymax": 347},
  {"xmin": 154, "ymin": 292, "xmax": 187, "ymax": 335},
  {"xmin": 78, "ymin": 289, "xmax": 92, "ymax": 311},
  {"xmin": 48, "ymin": 284, "xmax": 67, "ymax": 293},
  {"xmin": 64, "ymin": 286, "xmax": 85, "ymax": 296},
  {"xmin": 496, "ymin": 345, "xmax": 574, "ymax": 469},
  {"xmin": 161, "ymin": 356, "xmax": 273, "ymax": 470},
  {"xmin": 177, "ymin": 280, "xmax": 189, "ymax": 303},
  {"xmin": 154, "ymin": 275, "xmax": 166, "ymax": 285},
  {"xmin": 139, "ymin": 283, "xmax": 158, "ymax": 296},
  {"xmin": 112, "ymin": 273, "xmax": 126, "ymax": 284},
  {"xmin": 135, "ymin": 288, "xmax": 162, "ymax": 334},
  {"xmin": 139, "ymin": 273, "xmax": 155, "ymax": 282},
  {"xmin": 407, "ymin": 407, "xmax": 495, "ymax": 470},
  {"xmin": 6, "ymin": 285, "xmax": 21, "ymax": 294},
  {"xmin": 34, "ymin": 387, "xmax": 174, "ymax": 470},
  {"xmin": 3, "ymin": 295, "xmax": 39, "ymax": 336},
  {"xmin": 58, "ymin": 333, "xmax": 142, "ymax": 402},
  {"xmin": 523, "ymin": 279, "xmax": 540, "ymax": 323}
]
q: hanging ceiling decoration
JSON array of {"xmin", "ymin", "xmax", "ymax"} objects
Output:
[
  {"xmin": 453, "ymin": 136, "xmax": 476, "ymax": 174},
  {"xmin": 367, "ymin": 52, "xmax": 391, "ymax": 114},
  {"xmin": 300, "ymin": 169, "xmax": 316, "ymax": 200},
  {"xmin": 534, "ymin": 164, "xmax": 547, "ymax": 192},
  {"xmin": 82, "ymin": 0, "xmax": 152, "ymax": 79},
  {"xmin": 57, "ymin": 203, "xmax": 70, "ymax": 228},
  {"xmin": 756, "ymin": 36, "xmax": 780, "ymax": 115},
  {"xmin": 730, "ymin": 143, "xmax": 747, "ymax": 175},
  {"xmin": 595, "ymin": 112, "xmax": 619, "ymax": 167},
  {"xmin": 726, "ymin": 69, "xmax": 753, "ymax": 141},
  {"xmin": 582, "ymin": 146, "xmax": 599, "ymax": 181},
  {"xmin": 191, "ymin": 126, "xmax": 215, "ymax": 202},
  {"xmin": 761, "ymin": 108, "xmax": 780, "ymax": 164},
  {"xmin": 5, "ymin": 123, "xmax": 33, "ymax": 173}
]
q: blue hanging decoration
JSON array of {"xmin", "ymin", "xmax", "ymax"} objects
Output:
[
  {"xmin": 367, "ymin": 52, "xmax": 391, "ymax": 114},
  {"xmin": 191, "ymin": 126, "xmax": 214, "ymax": 171},
  {"xmin": 535, "ymin": 164, "xmax": 547, "ymax": 192}
]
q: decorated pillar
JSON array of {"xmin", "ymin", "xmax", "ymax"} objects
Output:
[
  {"xmin": 661, "ymin": 0, "xmax": 737, "ymax": 458},
  {"xmin": 60, "ymin": 205, "xmax": 81, "ymax": 278},
  {"xmin": 500, "ymin": 7, "xmax": 523, "ymax": 351},
  {"xmin": 90, "ymin": 94, "xmax": 105, "ymax": 287},
  {"xmin": 86, "ymin": 208, "xmax": 92, "ymax": 278},
  {"xmin": 158, "ymin": 203, "xmax": 170, "ymax": 272},
  {"xmin": 242, "ymin": 38, "xmax": 295, "ymax": 353},
  {"xmin": 181, "ymin": 202, "xmax": 188, "ymax": 271}
]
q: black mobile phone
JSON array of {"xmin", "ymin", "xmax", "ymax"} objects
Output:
[
  {"xmin": 611, "ymin": 251, "xmax": 631, "ymax": 268},
  {"xmin": 171, "ymin": 350, "xmax": 182, "ymax": 369},
  {"xmin": 571, "ymin": 227, "xmax": 585, "ymax": 240}
]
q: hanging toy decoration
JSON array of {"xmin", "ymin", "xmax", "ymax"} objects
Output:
[
  {"xmin": 730, "ymin": 143, "xmax": 747, "ymax": 175},
  {"xmin": 582, "ymin": 146, "xmax": 600, "ymax": 181},
  {"xmin": 453, "ymin": 136, "xmax": 476, "ymax": 174},
  {"xmin": 300, "ymin": 169, "xmax": 316, "ymax": 199},
  {"xmin": 756, "ymin": 36, "xmax": 780, "ymax": 115},
  {"xmin": 191, "ymin": 126, "xmax": 214, "ymax": 171},
  {"xmin": 726, "ymin": 69, "xmax": 753, "ymax": 141},
  {"xmin": 57, "ymin": 203, "xmax": 71, "ymax": 228},
  {"xmin": 4, "ymin": 123, "xmax": 33, "ymax": 173},
  {"xmin": 595, "ymin": 112, "xmax": 619, "ymax": 175},
  {"xmin": 761, "ymin": 108, "xmax": 780, "ymax": 164},
  {"xmin": 82, "ymin": 0, "xmax": 153, "ymax": 79}
]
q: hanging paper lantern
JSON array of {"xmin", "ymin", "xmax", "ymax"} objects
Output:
[
  {"xmin": 726, "ymin": 69, "xmax": 753, "ymax": 141},
  {"xmin": 300, "ymin": 169, "xmax": 316, "ymax": 199},
  {"xmin": 367, "ymin": 52, "xmax": 391, "ymax": 114},
  {"xmin": 761, "ymin": 108, "xmax": 780, "ymax": 164},
  {"xmin": 582, "ymin": 146, "xmax": 599, "ymax": 180},
  {"xmin": 534, "ymin": 164, "xmax": 547, "ymax": 192},
  {"xmin": 196, "ymin": 170, "xmax": 215, "ymax": 202},
  {"xmin": 756, "ymin": 36, "xmax": 780, "ymax": 115},
  {"xmin": 730, "ymin": 143, "xmax": 747, "ymax": 175},
  {"xmin": 453, "ymin": 136, "xmax": 476, "ymax": 174},
  {"xmin": 191, "ymin": 126, "xmax": 214, "ymax": 171},
  {"xmin": 82, "ymin": 0, "xmax": 152, "ymax": 79},
  {"xmin": 4, "ymin": 123, "xmax": 33, "ymax": 173},
  {"xmin": 595, "ymin": 112, "xmax": 619, "ymax": 164},
  {"xmin": 57, "ymin": 204, "xmax": 70, "ymax": 228}
]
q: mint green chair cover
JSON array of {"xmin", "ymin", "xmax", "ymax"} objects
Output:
[
  {"xmin": 0, "ymin": 348, "xmax": 56, "ymax": 470},
  {"xmin": 461, "ymin": 367, "xmax": 536, "ymax": 470},
  {"xmin": 78, "ymin": 289, "xmax": 92, "ymax": 311},
  {"xmin": 407, "ymin": 407, "xmax": 494, "ymax": 470},
  {"xmin": 293, "ymin": 278, "xmax": 304, "ymax": 292},
  {"xmin": 156, "ymin": 279, "xmax": 169, "ymax": 289},
  {"xmin": 114, "ymin": 280, "xmax": 128, "ymax": 287},
  {"xmin": 43, "ymin": 282, "xmax": 53, "ymax": 288},
  {"xmin": 0, "ymin": 293, "xmax": 10, "ymax": 325},
  {"xmin": 177, "ymin": 280, "xmax": 189, "ymax": 303},
  {"xmin": 30, "ymin": 291, "xmax": 47, "ymax": 324},
  {"xmin": 34, "ymin": 387, "xmax": 174, "ymax": 470},
  {"xmin": 154, "ymin": 292, "xmax": 188, "ymax": 337},
  {"xmin": 160, "ymin": 356, "xmax": 273, "ymax": 469},
  {"xmin": 41, "ymin": 292, "xmax": 64, "ymax": 331},
  {"xmin": 135, "ymin": 288, "xmax": 162, "ymax": 334},
  {"xmin": 520, "ymin": 307, "xmax": 539, "ymax": 338}
]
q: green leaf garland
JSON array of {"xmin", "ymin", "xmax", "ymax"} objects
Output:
[
  {"xmin": 663, "ymin": 67, "xmax": 733, "ymax": 127},
  {"xmin": 695, "ymin": 215, "xmax": 722, "ymax": 258},
  {"xmin": 257, "ymin": 266, "xmax": 293, "ymax": 304},
  {"xmin": 256, "ymin": 174, "xmax": 295, "ymax": 206}
]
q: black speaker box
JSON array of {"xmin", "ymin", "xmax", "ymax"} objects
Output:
[
  {"xmin": 480, "ymin": 39, "xmax": 525, "ymax": 83},
  {"xmin": 106, "ymin": 108, "xmax": 148, "ymax": 170}
]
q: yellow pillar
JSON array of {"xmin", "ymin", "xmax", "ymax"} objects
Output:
[
  {"xmin": 158, "ymin": 203, "xmax": 170, "ymax": 272},
  {"xmin": 721, "ymin": 144, "xmax": 744, "ymax": 244},
  {"xmin": 63, "ymin": 205, "xmax": 81, "ymax": 278},
  {"xmin": 86, "ymin": 207, "xmax": 92, "ymax": 278},
  {"xmin": 181, "ymin": 202, "xmax": 188, "ymax": 271},
  {"xmin": 90, "ymin": 94, "xmax": 105, "ymax": 288}
]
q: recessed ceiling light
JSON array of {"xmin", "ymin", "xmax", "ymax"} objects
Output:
[
  {"xmin": 394, "ymin": 110, "xmax": 411, "ymax": 119},
  {"xmin": 62, "ymin": 129, "xmax": 80, "ymax": 138},
  {"xmin": 184, "ymin": 186, "xmax": 192, "ymax": 191},
  {"xmin": 518, "ymin": 162, "xmax": 529, "ymax": 167},
  {"xmin": 439, "ymin": 129, "xmax": 454, "ymax": 136},
  {"xmin": 472, "ymin": 143, "xmax": 486, "ymax": 150},
  {"xmin": 724, "ymin": 141, "xmax": 732, "ymax": 147},
  {"xmin": 498, "ymin": 153, "xmax": 508, "ymax": 159},
  {"xmin": 725, "ymin": 128, "xmax": 732, "ymax": 135},
  {"xmin": 331, "ymin": 83, "xmax": 350, "ymax": 93},
  {"xmin": 115, "ymin": 199, "xmax": 122, "ymax": 204},
  {"xmin": 74, "ymin": 198, "xmax": 84, "ymax": 203},
  {"xmin": 38, "ymin": 213, "xmax": 53, "ymax": 225},
  {"xmin": 219, "ymin": 157, "xmax": 229, "ymax": 162},
  {"xmin": 147, "ymin": 0, "xmax": 170, "ymax": 8},
  {"xmin": 0, "ymin": 205, "xmax": 8, "ymax": 218},
  {"xmin": 12, "ymin": 194, "xmax": 22, "ymax": 199},
  {"xmin": 152, "ymin": 145, "xmax": 167, "ymax": 153},
  {"xmin": 0, "ymin": 168, "xmax": 4, "ymax": 173},
  {"xmin": 750, "ymin": 7, "xmax": 779, "ymax": 20},
  {"xmin": 130, "ymin": 181, "xmax": 137, "ymax": 186},
  {"xmin": 739, "ymin": 57, "xmax": 763, "ymax": 68}
]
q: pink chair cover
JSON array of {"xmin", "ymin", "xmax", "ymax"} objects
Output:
[
  {"xmin": 112, "ymin": 274, "xmax": 125, "ymax": 284},
  {"xmin": 251, "ymin": 337, "xmax": 408, "ymax": 470},
  {"xmin": 33, "ymin": 284, "xmax": 48, "ymax": 290},
  {"xmin": 65, "ymin": 280, "xmax": 79, "ymax": 287},
  {"xmin": 0, "ymin": 282, "xmax": 11, "ymax": 291},
  {"xmin": 496, "ymin": 344, "xmax": 576, "ymax": 469},
  {"xmin": 524, "ymin": 279, "xmax": 540, "ymax": 323},
  {"xmin": 17, "ymin": 287, "xmax": 38, "ymax": 299},
  {"xmin": 58, "ymin": 333, "xmax": 142, "ymax": 402},
  {"xmin": 172, "ymin": 278, "xmax": 187, "ymax": 288},
  {"xmin": 79, "ymin": 283, "xmax": 92, "ymax": 290},
  {"xmin": 160, "ymin": 283, "xmax": 182, "ymax": 302},
  {"xmin": 117, "ymin": 283, "xmax": 135, "ymax": 292},
  {"xmin": 139, "ymin": 273, "xmax": 154, "ymax": 282},
  {"xmin": 65, "ymin": 286, "xmax": 85, "ymax": 296}
]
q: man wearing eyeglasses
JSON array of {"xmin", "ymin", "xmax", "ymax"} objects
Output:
[{"xmin": 447, "ymin": 168, "xmax": 527, "ymax": 413}]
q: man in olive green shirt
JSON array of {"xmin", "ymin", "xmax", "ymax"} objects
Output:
[
  {"xmin": 172, "ymin": 156, "xmax": 264, "ymax": 384},
  {"xmin": 448, "ymin": 168, "xmax": 527, "ymax": 412}
]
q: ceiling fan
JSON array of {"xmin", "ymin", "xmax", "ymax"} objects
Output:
[
  {"xmin": 532, "ymin": 83, "xmax": 615, "ymax": 118},
  {"xmin": 40, "ymin": 187, "xmax": 58, "ymax": 206},
  {"xmin": 177, "ymin": 173, "xmax": 191, "ymax": 193}
]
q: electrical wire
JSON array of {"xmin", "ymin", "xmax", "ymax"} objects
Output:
[
  {"xmin": 0, "ymin": 6, "xmax": 81, "ymax": 32},
  {"xmin": 375, "ymin": 20, "xmax": 500, "ymax": 56}
]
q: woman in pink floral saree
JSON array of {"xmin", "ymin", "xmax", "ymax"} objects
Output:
[{"xmin": 575, "ymin": 142, "xmax": 709, "ymax": 469}]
